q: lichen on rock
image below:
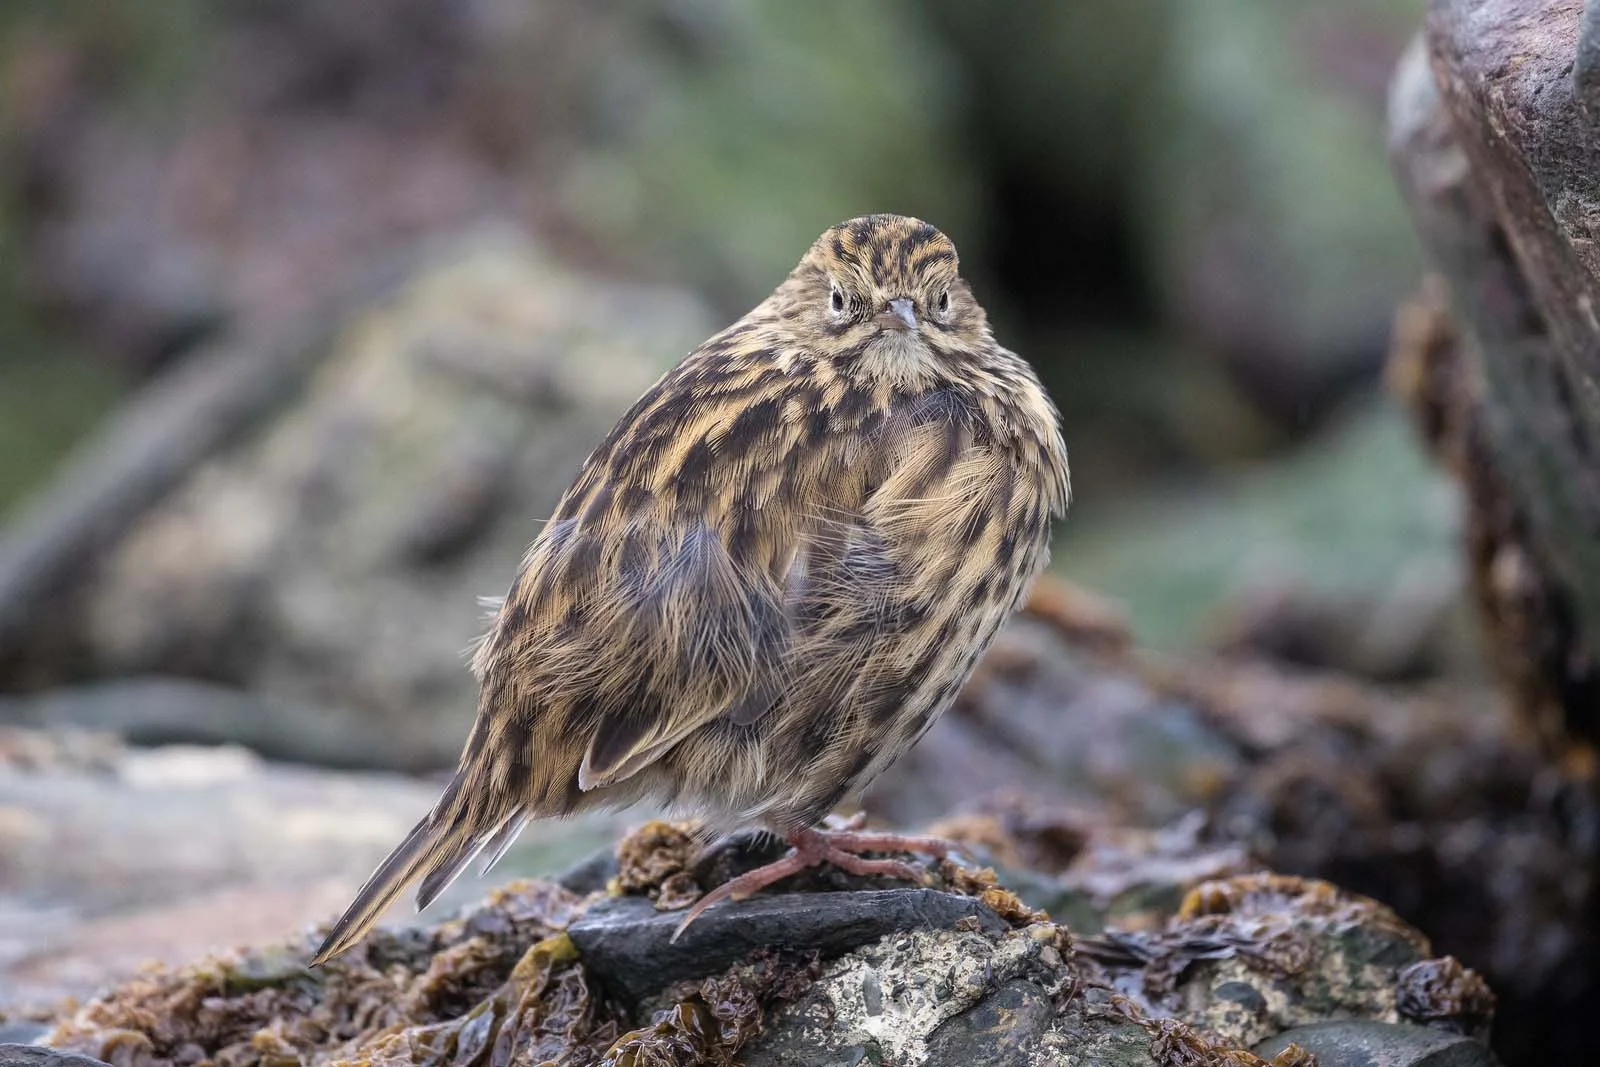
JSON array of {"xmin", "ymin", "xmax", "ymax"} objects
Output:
[{"xmin": 34, "ymin": 821, "xmax": 1500, "ymax": 1067}]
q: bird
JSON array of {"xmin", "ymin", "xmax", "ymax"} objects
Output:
[{"xmin": 311, "ymin": 214, "xmax": 1070, "ymax": 964}]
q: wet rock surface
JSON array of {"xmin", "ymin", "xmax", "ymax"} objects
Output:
[
  {"xmin": 0, "ymin": 583, "xmax": 1585, "ymax": 1063},
  {"xmin": 25, "ymin": 820, "xmax": 1498, "ymax": 1067},
  {"xmin": 0, "ymin": 726, "xmax": 632, "ymax": 1008},
  {"xmin": 1256, "ymin": 1021, "xmax": 1498, "ymax": 1067},
  {"xmin": 570, "ymin": 890, "xmax": 1007, "ymax": 1008},
  {"xmin": 0, "ymin": 1048, "xmax": 111, "ymax": 1067}
]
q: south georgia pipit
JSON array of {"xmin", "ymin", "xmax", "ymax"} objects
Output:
[{"xmin": 313, "ymin": 214, "xmax": 1070, "ymax": 964}]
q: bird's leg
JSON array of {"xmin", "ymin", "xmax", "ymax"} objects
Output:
[
  {"xmin": 670, "ymin": 822, "xmax": 962, "ymax": 941},
  {"xmin": 670, "ymin": 832, "xmax": 821, "ymax": 941},
  {"xmin": 812, "ymin": 827, "xmax": 960, "ymax": 859},
  {"xmin": 817, "ymin": 811, "xmax": 964, "ymax": 859}
]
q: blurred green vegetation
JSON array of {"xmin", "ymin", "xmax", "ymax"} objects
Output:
[
  {"xmin": 0, "ymin": 3, "xmax": 211, "ymax": 109},
  {"xmin": 0, "ymin": 288, "xmax": 119, "ymax": 517},
  {"xmin": 1060, "ymin": 400, "xmax": 1457, "ymax": 650},
  {"xmin": 1138, "ymin": 0, "xmax": 1423, "ymax": 372},
  {"xmin": 0, "ymin": 0, "xmax": 1434, "ymax": 613},
  {"xmin": 0, "ymin": 2, "xmax": 213, "ymax": 514},
  {"xmin": 565, "ymin": 0, "xmax": 981, "ymax": 306}
]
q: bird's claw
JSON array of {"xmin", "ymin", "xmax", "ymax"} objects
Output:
[{"xmin": 668, "ymin": 822, "xmax": 962, "ymax": 942}]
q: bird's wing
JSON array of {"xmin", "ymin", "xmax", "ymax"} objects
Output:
[
  {"xmin": 561, "ymin": 520, "xmax": 796, "ymax": 791},
  {"xmin": 310, "ymin": 343, "xmax": 817, "ymax": 965},
  {"xmin": 479, "ymin": 339, "xmax": 823, "ymax": 796}
]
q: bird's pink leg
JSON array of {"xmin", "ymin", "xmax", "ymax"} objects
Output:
[
  {"xmin": 816, "ymin": 828, "xmax": 958, "ymax": 858},
  {"xmin": 670, "ymin": 822, "xmax": 961, "ymax": 941}
]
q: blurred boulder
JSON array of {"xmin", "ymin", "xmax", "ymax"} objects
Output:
[
  {"xmin": 869, "ymin": 613, "xmax": 1249, "ymax": 832},
  {"xmin": 2, "ymin": 1, "xmax": 975, "ymax": 369},
  {"xmin": 1388, "ymin": 0, "xmax": 1600, "ymax": 750},
  {"xmin": 0, "ymin": 237, "xmax": 711, "ymax": 769},
  {"xmin": 0, "ymin": 725, "xmax": 631, "ymax": 1009},
  {"xmin": 0, "ymin": 677, "xmax": 419, "ymax": 770},
  {"xmin": 864, "ymin": 592, "xmax": 1593, "ymax": 1067}
]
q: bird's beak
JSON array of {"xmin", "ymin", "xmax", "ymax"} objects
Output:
[{"xmin": 885, "ymin": 297, "xmax": 918, "ymax": 331}]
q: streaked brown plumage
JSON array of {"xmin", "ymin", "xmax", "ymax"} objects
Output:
[{"xmin": 312, "ymin": 214, "xmax": 1070, "ymax": 964}]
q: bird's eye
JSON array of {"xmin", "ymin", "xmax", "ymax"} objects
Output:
[
  {"xmin": 829, "ymin": 283, "xmax": 846, "ymax": 315},
  {"xmin": 936, "ymin": 290, "xmax": 951, "ymax": 317}
]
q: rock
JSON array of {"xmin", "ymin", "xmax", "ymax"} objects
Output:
[
  {"xmin": 1256, "ymin": 1020, "xmax": 1500, "ymax": 1067},
  {"xmin": 922, "ymin": 978, "xmax": 1059, "ymax": 1066},
  {"xmin": 1577, "ymin": 0, "xmax": 1600, "ymax": 122},
  {"xmin": 30, "ymin": 819, "xmax": 1500, "ymax": 1067},
  {"xmin": 1388, "ymin": 12, "xmax": 1600, "ymax": 1058},
  {"xmin": 569, "ymin": 889, "xmax": 1007, "ymax": 1007},
  {"xmin": 0, "ymin": 1030, "xmax": 47, "ymax": 1049},
  {"xmin": 1078, "ymin": 873, "xmax": 1446, "ymax": 1048},
  {"xmin": 870, "ymin": 598, "xmax": 1590, "ymax": 1067},
  {"xmin": 551, "ymin": 846, "xmax": 621, "ymax": 897},
  {"xmin": 0, "ymin": 678, "xmax": 404, "ymax": 770},
  {"xmin": 0, "ymin": 727, "xmax": 634, "ymax": 1006},
  {"xmin": 1162, "ymin": 658, "xmax": 1595, "ymax": 1067},
  {"xmin": 0, "ymin": 1047, "xmax": 110, "ymax": 1067},
  {"xmin": 738, "ymin": 923, "xmax": 1070, "ymax": 1067},
  {"xmin": 0, "ymin": 237, "xmax": 713, "ymax": 769},
  {"xmin": 0, "ymin": 316, "xmax": 331, "ymax": 670},
  {"xmin": 1389, "ymin": 0, "xmax": 1600, "ymax": 748},
  {"xmin": 867, "ymin": 612, "xmax": 1252, "ymax": 830},
  {"xmin": 3, "ymin": 584, "xmax": 1573, "ymax": 1061}
]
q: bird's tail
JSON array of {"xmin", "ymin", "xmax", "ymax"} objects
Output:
[{"xmin": 310, "ymin": 772, "xmax": 519, "ymax": 966}]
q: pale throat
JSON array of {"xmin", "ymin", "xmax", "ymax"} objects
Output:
[{"xmin": 858, "ymin": 329, "xmax": 945, "ymax": 388}]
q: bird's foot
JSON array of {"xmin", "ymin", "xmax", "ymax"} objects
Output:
[{"xmin": 669, "ymin": 822, "xmax": 959, "ymax": 942}]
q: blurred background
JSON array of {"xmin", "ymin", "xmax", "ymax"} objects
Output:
[
  {"xmin": 1, "ymin": 0, "xmax": 1519, "ymax": 1037},
  {"xmin": 0, "ymin": 0, "xmax": 1458, "ymax": 656}
]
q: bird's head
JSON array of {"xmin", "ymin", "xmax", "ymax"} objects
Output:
[{"xmin": 782, "ymin": 214, "xmax": 991, "ymax": 377}]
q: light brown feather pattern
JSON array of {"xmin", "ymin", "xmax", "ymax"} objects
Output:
[{"xmin": 312, "ymin": 214, "xmax": 1069, "ymax": 963}]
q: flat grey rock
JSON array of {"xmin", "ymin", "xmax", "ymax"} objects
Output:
[
  {"xmin": 1255, "ymin": 1020, "xmax": 1499, "ymax": 1067},
  {"xmin": 0, "ymin": 1030, "xmax": 46, "ymax": 1049},
  {"xmin": 0, "ymin": 1046, "xmax": 112, "ymax": 1067},
  {"xmin": 567, "ymin": 889, "xmax": 1006, "ymax": 1005},
  {"xmin": 552, "ymin": 847, "xmax": 619, "ymax": 896}
]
